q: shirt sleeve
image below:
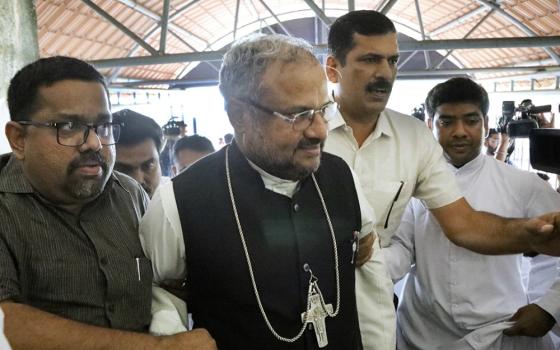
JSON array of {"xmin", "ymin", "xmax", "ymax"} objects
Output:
[
  {"xmin": 383, "ymin": 200, "xmax": 417, "ymax": 282},
  {"xmin": 139, "ymin": 180, "xmax": 188, "ymax": 334},
  {"xmin": 140, "ymin": 181, "xmax": 186, "ymax": 283},
  {"xmin": 351, "ymin": 169, "xmax": 376, "ymax": 239},
  {"xmin": 415, "ymin": 126, "xmax": 462, "ymax": 209},
  {"xmin": 352, "ymin": 171, "xmax": 396, "ymax": 349},
  {"xmin": 524, "ymin": 177, "xmax": 560, "ymax": 324}
]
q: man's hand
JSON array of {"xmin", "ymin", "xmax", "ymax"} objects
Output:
[
  {"xmin": 157, "ymin": 329, "xmax": 217, "ymax": 350},
  {"xmin": 526, "ymin": 212, "xmax": 560, "ymax": 256},
  {"xmin": 504, "ymin": 304, "xmax": 556, "ymax": 337},
  {"xmin": 355, "ymin": 232, "xmax": 376, "ymax": 267}
]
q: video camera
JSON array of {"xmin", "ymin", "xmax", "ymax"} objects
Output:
[
  {"xmin": 530, "ymin": 128, "xmax": 560, "ymax": 174},
  {"xmin": 162, "ymin": 116, "xmax": 186, "ymax": 137},
  {"xmin": 411, "ymin": 104, "xmax": 426, "ymax": 122},
  {"xmin": 498, "ymin": 99, "xmax": 552, "ymax": 138}
]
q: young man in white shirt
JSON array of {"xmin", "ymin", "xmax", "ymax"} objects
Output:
[{"xmin": 384, "ymin": 77, "xmax": 560, "ymax": 349}]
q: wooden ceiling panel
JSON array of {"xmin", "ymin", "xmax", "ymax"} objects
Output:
[{"xmin": 35, "ymin": 0, "xmax": 560, "ymax": 84}]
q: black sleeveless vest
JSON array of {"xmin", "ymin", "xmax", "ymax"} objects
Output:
[{"xmin": 173, "ymin": 142, "xmax": 363, "ymax": 350}]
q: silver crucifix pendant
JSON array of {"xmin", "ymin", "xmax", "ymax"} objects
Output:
[{"xmin": 301, "ymin": 285, "xmax": 333, "ymax": 348}]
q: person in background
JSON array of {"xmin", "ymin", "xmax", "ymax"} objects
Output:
[
  {"xmin": 172, "ymin": 134, "xmax": 215, "ymax": 176},
  {"xmin": 113, "ymin": 109, "xmax": 165, "ymax": 198},
  {"xmin": 484, "ymin": 128, "xmax": 500, "ymax": 156},
  {"xmin": 160, "ymin": 117, "xmax": 187, "ymax": 177},
  {"xmin": 385, "ymin": 77, "xmax": 560, "ymax": 349},
  {"xmin": 0, "ymin": 56, "xmax": 216, "ymax": 350},
  {"xmin": 223, "ymin": 133, "xmax": 233, "ymax": 144}
]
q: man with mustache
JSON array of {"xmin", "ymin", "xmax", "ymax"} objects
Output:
[
  {"xmin": 323, "ymin": 10, "xmax": 560, "ymax": 349},
  {"xmin": 141, "ymin": 34, "xmax": 377, "ymax": 349},
  {"xmin": 0, "ymin": 56, "xmax": 215, "ymax": 349},
  {"xmin": 113, "ymin": 109, "xmax": 165, "ymax": 198},
  {"xmin": 385, "ymin": 77, "xmax": 560, "ymax": 349}
]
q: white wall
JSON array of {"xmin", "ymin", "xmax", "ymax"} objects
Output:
[{"xmin": 0, "ymin": 102, "xmax": 9, "ymax": 154}]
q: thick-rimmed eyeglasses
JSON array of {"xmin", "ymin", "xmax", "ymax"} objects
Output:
[
  {"xmin": 238, "ymin": 98, "xmax": 337, "ymax": 131},
  {"xmin": 17, "ymin": 121, "xmax": 122, "ymax": 147}
]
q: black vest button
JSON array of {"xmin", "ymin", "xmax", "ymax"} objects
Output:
[
  {"xmin": 293, "ymin": 203, "xmax": 300, "ymax": 212},
  {"xmin": 100, "ymin": 257, "xmax": 108, "ymax": 266}
]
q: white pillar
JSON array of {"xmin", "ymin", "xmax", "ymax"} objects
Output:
[{"xmin": 0, "ymin": 0, "xmax": 39, "ymax": 154}]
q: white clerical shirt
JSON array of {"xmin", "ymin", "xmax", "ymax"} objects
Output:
[
  {"xmin": 384, "ymin": 153, "xmax": 560, "ymax": 349},
  {"xmin": 140, "ymin": 154, "xmax": 381, "ymax": 349},
  {"xmin": 0, "ymin": 308, "xmax": 12, "ymax": 350}
]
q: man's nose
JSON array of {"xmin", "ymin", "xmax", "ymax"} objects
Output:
[
  {"xmin": 375, "ymin": 59, "xmax": 394, "ymax": 80},
  {"xmin": 304, "ymin": 111, "xmax": 328, "ymax": 141},
  {"xmin": 452, "ymin": 121, "xmax": 468, "ymax": 137},
  {"xmin": 79, "ymin": 128, "xmax": 102, "ymax": 152}
]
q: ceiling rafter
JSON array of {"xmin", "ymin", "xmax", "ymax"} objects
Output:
[
  {"xmin": 475, "ymin": 0, "xmax": 560, "ymax": 64},
  {"xmin": 80, "ymin": 0, "xmax": 158, "ymax": 55},
  {"xmin": 91, "ymin": 35, "xmax": 560, "ymax": 69}
]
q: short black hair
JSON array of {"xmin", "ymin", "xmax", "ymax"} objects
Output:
[
  {"xmin": 425, "ymin": 77, "xmax": 490, "ymax": 119},
  {"xmin": 113, "ymin": 109, "xmax": 164, "ymax": 153},
  {"xmin": 173, "ymin": 135, "xmax": 215, "ymax": 158},
  {"xmin": 328, "ymin": 10, "xmax": 396, "ymax": 65},
  {"xmin": 7, "ymin": 56, "xmax": 108, "ymax": 122},
  {"xmin": 224, "ymin": 133, "xmax": 233, "ymax": 144},
  {"xmin": 487, "ymin": 128, "xmax": 498, "ymax": 137}
]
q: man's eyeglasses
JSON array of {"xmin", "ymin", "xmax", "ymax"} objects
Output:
[
  {"xmin": 17, "ymin": 121, "xmax": 122, "ymax": 147},
  {"xmin": 238, "ymin": 98, "xmax": 337, "ymax": 131}
]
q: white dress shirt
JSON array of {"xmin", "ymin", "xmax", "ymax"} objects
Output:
[
  {"xmin": 324, "ymin": 107, "xmax": 463, "ymax": 350},
  {"xmin": 0, "ymin": 308, "xmax": 12, "ymax": 350},
  {"xmin": 324, "ymin": 108, "xmax": 462, "ymax": 246},
  {"xmin": 385, "ymin": 154, "xmax": 560, "ymax": 350},
  {"xmin": 140, "ymin": 155, "xmax": 382, "ymax": 349}
]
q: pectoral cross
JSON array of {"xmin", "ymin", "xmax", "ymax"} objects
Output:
[{"xmin": 301, "ymin": 284, "xmax": 333, "ymax": 348}]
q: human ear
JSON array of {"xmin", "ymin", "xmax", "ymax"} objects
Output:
[
  {"xmin": 326, "ymin": 56, "xmax": 342, "ymax": 83},
  {"xmin": 5, "ymin": 121, "xmax": 26, "ymax": 159}
]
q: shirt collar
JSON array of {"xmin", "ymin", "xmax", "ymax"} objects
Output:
[
  {"xmin": 328, "ymin": 107, "xmax": 394, "ymax": 139},
  {"xmin": 246, "ymin": 158, "xmax": 300, "ymax": 198},
  {"xmin": 448, "ymin": 152, "xmax": 485, "ymax": 175}
]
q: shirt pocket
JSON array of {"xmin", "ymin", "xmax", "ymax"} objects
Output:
[{"xmin": 365, "ymin": 180, "xmax": 409, "ymax": 246}]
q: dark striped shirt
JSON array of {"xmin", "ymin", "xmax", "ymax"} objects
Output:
[{"xmin": 0, "ymin": 153, "xmax": 152, "ymax": 332}]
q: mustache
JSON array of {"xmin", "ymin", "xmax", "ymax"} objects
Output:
[
  {"xmin": 297, "ymin": 137, "xmax": 323, "ymax": 149},
  {"xmin": 67, "ymin": 152, "xmax": 107, "ymax": 174},
  {"xmin": 365, "ymin": 79, "xmax": 393, "ymax": 93}
]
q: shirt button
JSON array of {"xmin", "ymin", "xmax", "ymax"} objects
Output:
[
  {"xmin": 100, "ymin": 257, "xmax": 108, "ymax": 266},
  {"xmin": 293, "ymin": 203, "xmax": 300, "ymax": 212}
]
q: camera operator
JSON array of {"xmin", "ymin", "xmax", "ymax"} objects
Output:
[
  {"xmin": 496, "ymin": 99, "xmax": 555, "ymax": 164},
  {"xmin": 159, "ymin": 117, "xmax": 186, "ymax": 177}
]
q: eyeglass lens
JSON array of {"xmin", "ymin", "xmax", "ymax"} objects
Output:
[{"xmin": 57, "ymin": 123, "xmax": 121, "ymax": 146}]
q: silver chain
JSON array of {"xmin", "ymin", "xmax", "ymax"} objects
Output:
[{"xmin": 225, "ymin": 146, "xmax": 340, "ymax": 343}]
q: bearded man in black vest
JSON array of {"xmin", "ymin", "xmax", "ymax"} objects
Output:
[{"xmin": 140, "ymin": 34, "xmax": 378, "ymax": 350}]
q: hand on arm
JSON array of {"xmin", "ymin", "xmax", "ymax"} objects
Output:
[
  {"xmin": 495, "ymin": 133, "xmax": 510, "ymax": 161},
  {"xmin": 431, "ymin": 198, "xmax": 560, "ymax": 255},
  {"xmin": 1, "ymin": 302, "xmax": 216, "ymax": 350},
  {"xmin": 504, "ymin": 304, "xmax": 556, "ymax": 337},
  {"xmin": 355, "ymin": 232, "xmax": 375, "ymax": 267}
]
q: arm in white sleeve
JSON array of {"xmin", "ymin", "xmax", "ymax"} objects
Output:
[
  {"xmin": 139, "ymin": 181, "xmax": 188, "ymax": 335},
  {"xmin": 525, "ymin": 178, "xmax": 560, "ymax": 324},
  {"xmin": 352, "ymin": 171, "xmax": 396, "ymax": 350},
  {"xmin": 382, "ymin": 201, "xmax": 417, "ymax": 283}
]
